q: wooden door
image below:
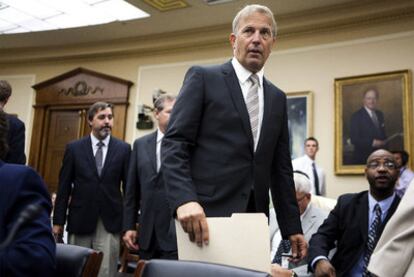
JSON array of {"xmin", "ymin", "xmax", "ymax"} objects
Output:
[{"xmin": 41, "ymin": 109, "xmax": 87, "ymax": 193}]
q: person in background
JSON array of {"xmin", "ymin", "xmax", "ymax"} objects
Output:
[
  {"xmin": 53, "ymin": 102, "xmax": 130, "ymax": 277},
  {"xmin": 292, "ymin": 137, "xmax": 326, "ymax": 196},
  {"xmin": 123, "ymin": 95, "xmax": 178, "ymax": 260},
  {"xmin": 0, "ymin": 110, "xmax": 55, "ymax": 276},
  {"xmin": 368, "ymin": 178, "xmax": 414, "ymax": 277},
  {"xmin": 0, "ymin": 80, "xmax": 26, "ymax": 164},
  {"xmin": 270, "ymin": 171, "xmax": 329, "ymax": 277},
  {"xmin": 308, "ymin": 149, "xmax": 400, "ymax": 277},
  {"xmin": 391, "ymin": 150, "xmax": 414, "ymax": 197},
  {"xmin": 161, "ymin": 4, "xmax": 306, "ymax": 261}
]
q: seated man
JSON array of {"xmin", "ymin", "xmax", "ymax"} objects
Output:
[
  {"xmin": 308, "ymin": 149, "xmax": 400, "ymax": 277},
  {"xmin": 0, "ymin": 110, "xmax": 55, "ymax": 276},
  {"xmin": 270, "ymin": 171, "xmax": 329, "ymax": 277}
]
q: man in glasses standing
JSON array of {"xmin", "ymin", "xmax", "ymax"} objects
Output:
[{"xmin": 308, "ymin": 149, "xmax": 401, "ymax": 277}]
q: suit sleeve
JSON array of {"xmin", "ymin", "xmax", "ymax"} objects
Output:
[
  {"xmin": 161, "ymin": 66, "xmax": 205, "ymax": 215},
  {"xmin": 0, "ymin": 167, "xmax": 55, "ymax": 276},
  {"xmin": 53, "ymin": 144, "xmax": 74, "ymax": 226},
  {"xmin": 121, "ymin": 143, "xmax": 131, "ymax": 196},
  {"xmin": 123, "ymin": 140, "xmax": 140, "ymax": 231},
  {"xmin": 270, "ymin": 97, "xmax": 302, "ymax": 238},
  {"xmin": 307, "ymin": 197, "xmax": 343, "ymax": 267}
]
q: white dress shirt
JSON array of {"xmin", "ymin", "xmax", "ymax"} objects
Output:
[
  {"xmin": 90, "ymin": 134, "xmax": 110, "ymax": 166},
  {"xmin": 156, "ymin": 128, "xmax": 164, "ymax": 173},
  {"xmin": 231, "ymin": 58, "xmax": 264, "ymax": 151},
  {"xmin": 292, "ymin": 155, "xmax": 326, "ymax": 196}
]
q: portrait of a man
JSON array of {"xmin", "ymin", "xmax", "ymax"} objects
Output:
[{"xmin": 335, "ymin": 70, "xmax": 412, "ymax": 174}]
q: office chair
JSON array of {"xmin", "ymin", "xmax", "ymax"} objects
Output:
[
  {"xmin": 136, "ymin": 259, "xmax": 271, "ymax": 277},
  {"xmin": 55, "ymin": 243, "xmax": 103, "ymax": 277}
]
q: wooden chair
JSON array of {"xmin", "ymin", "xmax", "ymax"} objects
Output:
[
  {"xmin": 55, "ymin": 243, "xmax": 103, "ymax": 277},
  {"xmin": 135, "ymin": 259, "xmax": 271, "ymax": 277},
  {"xmin": 118, "ymin": 242, "xmax": 140, "ymax": 273}
]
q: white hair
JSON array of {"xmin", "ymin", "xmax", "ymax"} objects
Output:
[{"xmin": 294, "ymin": 172, "xmax": 312, "ymax": 194}]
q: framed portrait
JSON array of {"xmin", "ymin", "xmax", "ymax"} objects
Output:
[
  {"xmin": 335, "ymin": 70, "xmax": 413, "ymax": 174},
  {"xmin": 286, "ymin": 91, "xmax": 313, "ymax": 160}
]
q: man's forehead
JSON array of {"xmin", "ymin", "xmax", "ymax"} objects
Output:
[{"xmin": 367, "ymin": 153, "xmax": 394, "ymax": 162}]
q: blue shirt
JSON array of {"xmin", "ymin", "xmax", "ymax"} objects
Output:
[{"xmin": 348, "ymin": 192, "xmax": 396, "ymax": 277}]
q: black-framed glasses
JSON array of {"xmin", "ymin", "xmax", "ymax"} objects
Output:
[{"xmin": 367, "ymin": 161, "xmax": 396, "ymax": 169}]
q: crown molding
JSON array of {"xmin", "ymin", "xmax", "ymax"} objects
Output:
[{"xmin": 0, "ymin": 0, "xmax": 413, "ymax": 65}]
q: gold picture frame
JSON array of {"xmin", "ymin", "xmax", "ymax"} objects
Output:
[
  {"xmin": 286, "ymin": 91, "xmax": 313, "ymax": 160},
  {"xmin": 335, "ymin": 70, "xmax": 412, "ymax": 175}
]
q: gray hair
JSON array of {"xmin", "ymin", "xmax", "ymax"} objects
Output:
[
  {"xmin": 294, "ymin": 172, "xmax": 312, "ymax": 194},
  {"xmin": 232, "ymin": 4, "xmax": 277, "ymax": 38},
  {"xmin": 154, "ymin": 95, "xmax": 176, "ymax": 112},
  {"xmin": 0, "ymin": 80, "xmax": 12, "ymax": 103}
]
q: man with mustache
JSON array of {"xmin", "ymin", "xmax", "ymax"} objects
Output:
[
  {"xmin": 308, "ymin": 149, "xmax": 400, "ymax": 277},
  {"xmin": 53, "ymin": 102, "xmax": 130, "ymax": 277},
  {"xmin": 162, "ymin": 4, "xmax": 306, "ymax": 261}
]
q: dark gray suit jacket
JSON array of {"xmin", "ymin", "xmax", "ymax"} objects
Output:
[
  {"xmin": 162, "ymin": 61, "xmax": 301, "ymax": 238},
  {"xmin": 53, "ymin": 135, "xmax": 130, "ymax": 234},
  {"xmin": 5, "ymin": 114, "xmax": 26, "ymax": 164},
  {"xmin": 123, "ymin": 132, "xmax": 177, "ymax": 251}
]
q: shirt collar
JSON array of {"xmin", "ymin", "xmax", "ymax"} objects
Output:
[
  {"xmin": 231, "ymin": 58, "xmax": 264, "ymax": 87},
  {"xmin": 368, "ymin": 191, "xmax": 395, "ymax": 216},
  {"xmin": 156, "ymin": 128, "xmax": 164, "ymax": 143},
  {"xmin": 90, "ymin": 133, "xmax": 110, "ymax": 146},
  {"xmin": 364, "ymin": 106, "xmax": 374, "ymax": 116}
]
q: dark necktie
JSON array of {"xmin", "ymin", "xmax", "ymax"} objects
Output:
[
  {"xmin": 246, "ymin": 74, "xmax": 259, "ymax": 147},
  {"xmin": 362, "ymin": 203, "xmax": 382, "ymax": 276},
  {"xmin": 312, "ymin": 162, "xmax": 320, "ymax": 195},
  {"xmin": 272, "ymin": 239, "xmax": 291, "ymax": 265},
  {"xmin": 95, "ymin": 141, "xmax": 104, "ymax": 176}
]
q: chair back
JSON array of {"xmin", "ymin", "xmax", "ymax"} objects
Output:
[
  {"xmin": 56, "ymin": 243, "xmax": 103, "ymax": 277},
  {"xmin": 136, "ymin": 259, "xmax": 271, "ymax": 277}
]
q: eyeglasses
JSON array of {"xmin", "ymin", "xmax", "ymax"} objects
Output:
[{"xmin": 367, "ymin": 161, "xmax": 396, "ymax": 169}]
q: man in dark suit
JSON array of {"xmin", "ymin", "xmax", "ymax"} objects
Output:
[
  {"xmin": 162, "ymin": 4, "xmax": 306, "ymax": 260},
  {"xmin": 308, "ymin": 149, "xmax": 400, "ymax": 277},
  {"xmin": 0, "ymin": 110, "xmax": 55, "ymax": 276},
  {"xmin": 123, "ymin": 95, "xmax": 177, "ymax": 260},
  {"xmin": 350, "ymin": 88, "xmax": 386, "ymax": 164},
  {"xmin": 0, "ymin": 80, "xmax": 26, "ymax": 164},
  {"xmin": 53, "ymin": 102, "xmax": 130, "ymax": 277}
]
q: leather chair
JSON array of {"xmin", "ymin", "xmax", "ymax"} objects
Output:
[
  {"xmin": 136, "ymin": 259, "xmax": 271, "ymax": 277},
  {"xmin": 56, "ymin": 243, "xmax": 103, "ymax": 277}
]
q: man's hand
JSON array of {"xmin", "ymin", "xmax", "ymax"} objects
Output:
[
  {"xmin": 288, "ymin": 234, "xmax": 307, "ymax": 263},
  {"xmin": 315, "ymin": 259, "xmax": 336, "ymax": 277},
  {"xmin": 270, "ymin": 263, "xmax": 294, "ymax": 277},
  {"xmin": 52, "ymin": 225, "xmax": 64, "ymax": 243},
  {"xmin": 123, "ymin": 230, "xmax": 139, "ymax": 250},
  {"xmin": 176, "ymin": 202, "xmax": 209, "ymax": 247}
]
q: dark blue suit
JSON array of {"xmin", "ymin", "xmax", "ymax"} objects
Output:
[
  {"xmin": 350, "ymin": 108, "xmax": 386, "ymax": 164},
  {"xmin": 308, "ymin": 191, "xmax": 400, "ymax": 277},
  {"xmin": 5, "ymin": 114, "xmax": 26, "ymax": 164},
  {"xmin": 0, "ymin": 160, "xmax": 55, "ymax": 276},
  {"xmin": 53, "ymin": 135, "xmax": 130, "ymax": 235},
  {"xmin": 123, "ymin": 132, "xmax": 177, "ymax": 257},
  {"xmin": 162, "ymin": 61, "xmax": 301, "ymax": 238}
]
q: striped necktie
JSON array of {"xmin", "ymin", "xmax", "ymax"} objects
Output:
[{"xmin": 246, "ymin": 74, "xmax": 259, "ymax": 146}]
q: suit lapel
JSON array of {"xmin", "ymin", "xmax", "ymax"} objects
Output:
[
  {"xmin": 222, "ymin": 62, "xmax": 254, "ymax": 152},
  {"xmin": 145, "ymin": 132, "xmax": 157, "ymax": 173},
  {"xmin": 83, "ymin": 136, "xmax": 98, "ymax": 176},
  {"xmin": 101, "ymin": 137, "xmax": 116, "ymax": 178},
  {"xmin": 255, "ymin": 78, "xmax": 272, "ymax": 154},
  {"xmin": 378, "ymin": 196, "xmax": 400, "ymax": 235},
  {"xmin": 359, "ymin": 192, "xmax": 369, "ymax": 242}
]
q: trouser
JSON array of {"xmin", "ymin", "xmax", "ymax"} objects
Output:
[{"xmin": 69, "ymin": 218, "xmax": 119, "ymax": 277}]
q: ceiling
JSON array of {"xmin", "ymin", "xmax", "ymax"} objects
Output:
[{"xmin": 0, "ymin": 0, "xmax": 372, "ymax": 49}]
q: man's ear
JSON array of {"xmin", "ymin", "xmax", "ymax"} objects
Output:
[{"xmin": 229, "ymin": 33, "xmax": 236, "ymax": 49}]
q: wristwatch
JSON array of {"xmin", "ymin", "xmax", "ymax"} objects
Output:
[{"xmin": 290, "ymin": 270, "xmax": 298, "ymax": 277}]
